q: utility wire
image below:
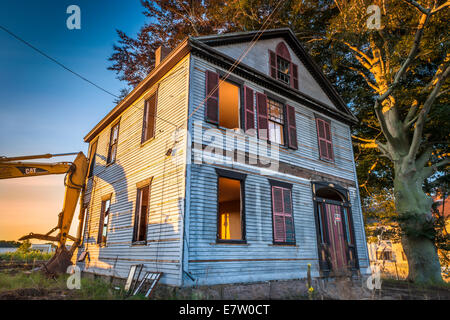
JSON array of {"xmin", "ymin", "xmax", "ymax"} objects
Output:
[
  {"xmin": 0, "ymin": 25, "xmax": 119, "ymax": 98},
  {"xmin": 186, "ymin": 0, "xmax": 284, "ymax": 122}
]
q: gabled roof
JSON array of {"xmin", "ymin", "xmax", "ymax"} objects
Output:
[
  {"xmin": 191, "ymin": 28, "xmax": 357, "ymax": 123},
  {"xmin": 84, "ymin": 28, "xmax": 357, "ymax": 143}
]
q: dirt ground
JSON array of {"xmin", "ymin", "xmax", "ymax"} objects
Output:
[{"xmin": 0, "ymin": 287, "xmax": 76, "ymax": 300}]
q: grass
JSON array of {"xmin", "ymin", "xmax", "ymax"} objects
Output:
[
  {"xmin": 0, "ymin": 271, "xmax": 147, "ymax": 300},
  {"xmin": 0, "ymin": 251, "xmax": 53, "ymax": 262}
]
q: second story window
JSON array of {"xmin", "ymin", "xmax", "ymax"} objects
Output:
[
  {"xmin": 267, "ymin": 99, "xmax": 285, "ymax": 145},
  {"xmin": 87, "ymin": 139, "xmax": 97, "ymax": 178},
  {"xmin": 107, "ymin": 122, "xmax": 120, "ymax": 164},
  {"xmin": 142, "ymin": 93, "xmax": 157, "ymax": 143},
  {"xmin": 205, "ymin": 70, "xmax": 240, "ymax": 130}
]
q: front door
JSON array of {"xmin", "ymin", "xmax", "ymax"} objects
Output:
[{"xmin": 324, "ymin": 204, "xmax": 348, "ymax": 273}]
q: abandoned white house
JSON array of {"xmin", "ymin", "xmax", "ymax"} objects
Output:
[{"xmin": 76, "ymin": 28, "xmax": 371, "ymax": 287}]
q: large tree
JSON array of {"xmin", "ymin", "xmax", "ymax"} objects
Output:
[
  {"xmin": 322, "ymin": 0, "xmax": 449, "ymax": 284},
  {"xmin": 108, "ymin": 0, "xmax": 449, "ymax": 283}
]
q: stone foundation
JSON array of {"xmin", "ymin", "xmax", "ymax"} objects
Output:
[{"xmin": 81, "ymin": 271, "xmax": 373, "ymax": 300}]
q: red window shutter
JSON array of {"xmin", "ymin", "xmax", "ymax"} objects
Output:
[
  {"xmin": 269, "ymin": 50, "xmax": 277, "ymax": 79},
  {"xmin": 272, "ymin": 186, "xmax": 295, "ymax": 244},
  {"xmin": 205, "ymin": 70, "xmax": 219, "ymax": 124},
  {"xmin": 244, "ymin": 86, "xmax": 255, "ymax": 132},
  {"xmin": 256, "ymin": 92, "xmax": 268, "ymax": 140},
  {"xmin": 286, "ymin": 105, "xmax": 298, "ymax": 150},
  {"xmin": 283, "ymin": 189, "xmax": 295, "ymax": 243},
  {"xmin": 272, "ymin": 187, "xmax": 286, "ymax": 242},
  {"xmin": 292, "ymin": 63, "xmax": 299, "ymax": 89},
  {"xmin": 316, "ymin": 118, "xmax": 334, "ymax": 161}
]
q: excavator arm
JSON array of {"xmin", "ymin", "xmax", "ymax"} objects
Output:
[{"xmin": 0, "ymin": 152, "xmax": 89, "ymax": 274}]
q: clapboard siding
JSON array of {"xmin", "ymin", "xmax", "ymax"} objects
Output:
[
  {"xmin": 183, "ymin": 54, "xmax": 369, "ymax": 285},
  {"xmin": 189, "ymin": 56, "xmax": 356, "ymax": 182},
  {"xmin": 185, "ymin": 163, "xmax": 320, "ymax": 285},
  {"xmin": 76, "ymin": 56, "xmax": 190, "ymax": 286}
]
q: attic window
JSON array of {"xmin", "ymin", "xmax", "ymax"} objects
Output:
[
  {"xmin": 269, "ymin": 42, "xmax": 299, "ymax": 90},
  {"xmin": 277, "ymin": 56, "xmax": 290, "ymax": 85}
]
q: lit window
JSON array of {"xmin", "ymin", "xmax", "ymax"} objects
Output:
[
  {"xmin": 218, "ymin": 177, "xmax": 242, "ymax": 241},
  {"xmin": 268, "ymin": 99, "xmax": 285, "ymax": 145},
  {"xmin": 218, "ymin": 80, "xmax": 240, "ymax": 129}
]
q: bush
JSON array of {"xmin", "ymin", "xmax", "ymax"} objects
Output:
[{"xmin": 0, "ymin": 250, "xmax": 53, "ymax": 262}]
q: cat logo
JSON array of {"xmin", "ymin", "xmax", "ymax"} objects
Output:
[
  {"xmin": 25, "ymin": 168, "xmax": 37, "ymax": 175},
  {"xmin": 16, "ymin": 166, "xmax": 48, "ymax": 175}
]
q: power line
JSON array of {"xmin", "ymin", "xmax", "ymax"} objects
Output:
[
  {"xmin": 186, "ymin": 0, "xmax": 284, "ymax": 122},
  {"xmin": 0, "ymin": 25, "xmax": 119, "ymax": 98}
]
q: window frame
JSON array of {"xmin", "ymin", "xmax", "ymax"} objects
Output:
[
  {"xmin": 267, "ymin": 97, "xmax": 286, "ymax": 146},
  {"xmin": 87, "ymin": 139, "xmax": 98, "ymax": 178},
  {"xmin": 218, "ymin": 73, "xmax": 244, "ymax": 130},
  {"xmin": 97, "ymin": 195, "xmax": 112, "ymax": 246},
  {"xmin": 132, "ymin": 183, "xmax": 151, "ymax": 245},
  {"xmin": 215, "ymin": 168, "xmax": 247, "ymax": 244},
  {"xmin": 141, "ymin": 91, "xmax": 158, "ymax": 144},
  {"xmin": 276, "ymin": 55, "xmax": 291, "ymax": 85},
  {"xmin": 269, "ymin": 179, "xmax": 296, "ymax": 245},
  {"xmin": 107, "ymin": 121, "xmax": 120, "ymax": 164}
]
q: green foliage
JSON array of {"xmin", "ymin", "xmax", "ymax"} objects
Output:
[
  {"xmin": 0, "ymin": 271, "xmax": 146, "ymax": 300},
  {"xmin": 17, "ymin": 240, "xmax": 31, "ymax": 253},
  {"xmin": 0, "ymin": 250, "xmax": 53, "ymax": 262}
]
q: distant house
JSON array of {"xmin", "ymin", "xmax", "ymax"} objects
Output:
[
  {"xmin": 75, "ymin": 28, "xmax": 370, "ymax": 287},
  {"xmin": 368, "ymin": 195, "xmax": 449, "ymax": 280},
  {"xmin": 31, "ymin": 244, "xmax": 54, "ymax": 253}
]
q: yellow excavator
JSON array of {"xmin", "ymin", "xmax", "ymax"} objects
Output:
[{"xmin": 0, "ymin": 152, "xmax": 89, "ymax": 275}]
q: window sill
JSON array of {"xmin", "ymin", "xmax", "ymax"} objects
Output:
[
  {"xmin": 212, "ymin": 241, "xmax": 248, "ymax": 246},
  {"xmin": 318, "ymin": 158, "xmax": 335, "ymax": 166},
  {"xmin": 131, "ymin": 241, "xmax": 147, "ymax": 246},
  {"xmin": 270, "ymin": 243, "xmax": 297, "ymax": 247},
  {"xmin": 140, "ymin": 136, "xmax": 156, "ymax": 148},
  {"xmin": 105, "ymin": 161, "xmax": 115, "ymax": 168}
]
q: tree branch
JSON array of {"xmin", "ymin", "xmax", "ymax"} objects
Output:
[
  {"xmin": 408, "ymin": 65, "xmax": 450, "ymax": 159},
  {"xmin": 402, "ymin": 0, "xmax": 431, "ymax": 14},
  {"xmin": 423, "ymin": 158, "xmax": 450, "ymax": 178},
  {"xmin": 431, "ymin": 1, "xmax": 450, "ymax": 13}
]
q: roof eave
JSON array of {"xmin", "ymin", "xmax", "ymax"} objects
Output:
[{"xmin": 83, "ymin": 38, "xmax": 190, "ymax": 143}]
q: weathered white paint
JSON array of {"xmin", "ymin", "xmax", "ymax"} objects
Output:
[
  {"xmin": 76, "ymin": 55, "xmax": 191, "ymax": 286},
  {"xmin": 76, "ymin": 33, "xmax": 369, "ymax": 287}
]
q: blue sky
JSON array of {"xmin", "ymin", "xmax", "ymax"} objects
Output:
[
  {"xmin": 0, "ymin": 0, "xmax": 146, "ymax": 157},
  {"xmin": 0, "ymin": 0, "xmax": 149, "ymax": 240}
]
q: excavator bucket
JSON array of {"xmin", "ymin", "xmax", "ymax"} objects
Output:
[{"xmin": 42, "ymin": 246, "xmax": 73, "ymax": 275}]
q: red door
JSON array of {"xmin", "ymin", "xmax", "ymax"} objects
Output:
[{"xmin": 324, "ymin": 204, "xmax": 348, "ymax": 272}]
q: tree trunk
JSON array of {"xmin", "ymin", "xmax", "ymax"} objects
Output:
[{"xmin": 393, "ymin": 165, "xmax": 443, "ymax": 284}]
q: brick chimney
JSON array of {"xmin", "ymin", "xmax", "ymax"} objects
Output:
[{"xmin": 155, "ymin": 46, "xmax": 170, "ymax": 68}]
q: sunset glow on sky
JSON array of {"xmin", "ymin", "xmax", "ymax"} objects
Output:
[{"xmin": 0, "ymin": 1, "xmax": 146, "ymax": 243}]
